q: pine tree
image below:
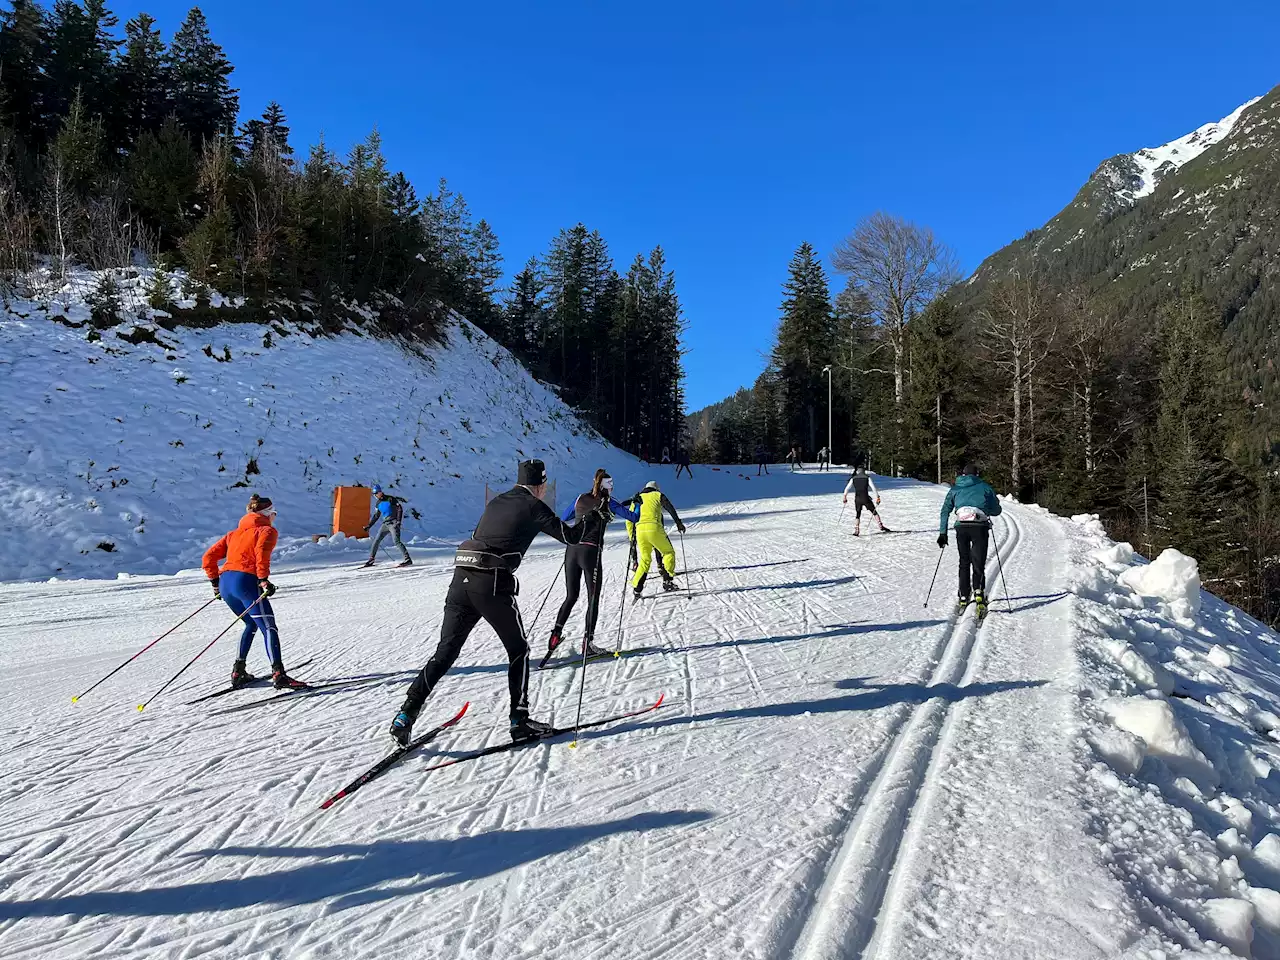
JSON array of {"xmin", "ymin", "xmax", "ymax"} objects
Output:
[
  {"xmin": 118, "ymin": 12, "xmax": 169, "ymax": 145},
  {"xmin": 504, "ymin": 258, "xmax": 544, "ymax": 358},
  {"xmin": 772, "ymin": 242, "xmax": 834, "ymax": 456},
  {"xmin": 126, "ymin": 116, "xmax": 198, "ymax": 244},
  {"xmin": 166, "ymin": 7, "xmax": 238, "ymax": 142},
  {"xmin": 239, "ymin": 101, "xmax": 292, "ymax": 161},
  {"xmin": 0, "ymin": 0, "xmax": 47, "ymax": 150}
]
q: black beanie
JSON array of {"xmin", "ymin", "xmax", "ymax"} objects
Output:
[
  {"xmin": 518, "ymin": 459, "xmax": 547, "ymax": 486},
  {"xmin": 961, "ymin": 463, "xmax": 978, "ymax": 476}
]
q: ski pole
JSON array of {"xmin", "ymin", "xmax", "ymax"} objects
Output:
[
  {"xmin": 137, "ymin": 592, "xmax": 267, "ymax": 711},
  {"xmin": 992, "ymin": 521, "xmax": 1013, "ymax": 614},
  {"xmin": 525, "ymin": 556, "xmax": 565, "ymax": 642},
  {"xmin": 839, "ymin": 502, "xmax": 847, "ymax": 525},
  {"xmin": 73, "ymin": 596, "xmax": 220, "ymax": 703},
  {"xmin": 613, "ymin": 547, "xmax": 635, "ymax": 655},
  {"xmin": 678, "ymin": 529, "xmax": 692, "ymax": 598},
  {"xmin": 924, "ymin": 541, "xmax": 946, "ymax": 608}
]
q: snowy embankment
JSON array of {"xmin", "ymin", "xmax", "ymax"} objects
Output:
[
  {"xmin": 0, "ymin": 269, "xmax": 636, "ymax": 582},
  {"xmin": 5, "ymin": 472, "xmax": 1280, "ymax": 958}
]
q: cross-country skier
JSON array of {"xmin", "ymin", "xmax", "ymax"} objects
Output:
[
  {"xmin": 631, "ymin": 480, "xmax": 686, "ymax": 598},
  {"xmin": 937, "ymin": 463, "xmax": 1002, "ymax": 615},
  {"xmin": 843, "ymin": 466, "xmax": 890, "ymax": 535},
  {"xmin": 817, "ymin": 447, "xmax": 830, "ymax": 471},
  {"xmin": 202, "ymin": 494, "xmax": 307, "ymax": 689},
  {"xmin": 389, "ymin": 460, "xmax": 604, "ymax": 745},
  {"xmin": 755, "ymin": 444, "xmax": 770, "ymax": 476},
  {"xmin": 675, "ymin": 448, "xmax": 693, "ymax": 479},
  {"xmin": 362, "ymin": 484, "xmax": 412, "ymax": 568},
  {"xmin": 544, "ymin": 469, "xmax": 641, "ymax": 662}
]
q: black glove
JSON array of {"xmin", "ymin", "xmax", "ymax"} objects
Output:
[
  {"xmin": 937, "ymin": 533, "xmax": 948, "ymax": 549},
  {"xmin": 259, "ymin": 579, "xmax": 277, "ymax": 598},
  {"xmin": 211, "ymin": 577, "xmax": 221, "ymax": 599},
  {"xmin": 676, "ymin": 521, "xmax": 687, "ymax": 534},
  {"xmin": 362, "ymin": 525, "xmax": 370, "ymax": 534}
]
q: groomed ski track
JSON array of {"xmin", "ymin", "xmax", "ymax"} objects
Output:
[{"xmin": 0, "ymin": 470, "xmax": 1132, "ymax": 959}]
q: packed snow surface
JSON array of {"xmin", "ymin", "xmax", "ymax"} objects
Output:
[{"xmin": 7, "ymin": 470, "xmax": 1280, "ymax": 958}]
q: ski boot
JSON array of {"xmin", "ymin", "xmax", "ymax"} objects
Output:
[
  {"xmin": 956, "ymin": 595, "xmax": 971, "ymax": 614},
  {"xmin": 877, "ymin": 519, "xmax": 890, "ymax": 533},
  {"xmin": 582, "ymin": 638, "xmax": 610, "ymax": 659},
  {"xmin": 662, "ymin": 578, "xmax": 679, "ymax": 593},
  {"xmin": 389, "ymin": 708, "xmax": 416, "ymax": 747},
  {"xmin": 974, "ymin": 592, "xmax": 988, "ymax": 620},
  {"xmin": 271, "ymin": 662, "xmax": 310, "ymax": 690},
  {"xmin": 230, "ymin": 659, "xmax": 256, "ymax": 689},
  {"xmin": 510, "ymin": 713, "xmax": 555, "ymax": 742},
  {"xmin": 854, "ymin": 521, "xmax": 861, "ymax": 537},
  {"xmin": 397, "ymin": 558, "xmax": 413, "ymax": 568},
  {"xmin": 361, "ymin": 558, "xmax": 375, "ymax": 568},
  {"xmin": 633, "ymin": 585, "xmax": 644, "ymax": 600}
]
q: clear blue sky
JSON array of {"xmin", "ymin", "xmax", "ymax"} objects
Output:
[{"xmin": 113, "ymin": 0, "xmax": 1279, "ymax": 409}]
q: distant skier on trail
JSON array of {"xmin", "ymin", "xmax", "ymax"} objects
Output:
[
  {"xmin": 661, "ymin": 445, "xmax": 671, "ymax": 464},
  {"xmin": 937, "ymin": 463, "xmax": 1002, "ymax": 615},
  {"xmin": 389, "ymin": 460, "xmax": 604, "ymax": 745},
  {"xmin": 630, "ymin": 480, "xmax": 686, "ymax": 598},
  {"xmin": 202, "ymin": 494, "xmax": 307, "ymax": 690},
  {"xmin": 843, "ymin": 466, "xmax": 890, "ymax": 535},
  {"xmin": 817, "ymin": 446, "xmax": 830, "ymax": 471},
  {"xmin": 362, "ymin": 484, "xmax": 412, "ymax": 568},
  {"xmin": 544, "ymin": 469, "xmax": 640, "ymax": 663},
  {"xmin": 675, "ymin": 448, "xmax": 693, "ymax": 479},
  {"xmin": 755, "ymin": 445, "xmax": 770, "ymax": 476}
]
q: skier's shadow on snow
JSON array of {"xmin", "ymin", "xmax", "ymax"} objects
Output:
[
  {"xmin": 0, "ymin": 811, "xmax": 712, "ymax": 920},
  {"xmin": 682, "ymin": 558, "xmax": 810, "ymax": 576},
  {"xmin": 591, "ymin": 678, "xmax": 1047, "ymax": 736},
  {"xmin": 631, "ymin": 620, "xmax": 947, "ymax": 658},
  {"xmin": 1001, "ymin": 592, "xmax": 1069, "ymax": 614}
]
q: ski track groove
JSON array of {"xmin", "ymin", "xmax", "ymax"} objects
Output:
[{"xmin": 786, "ymin": 511, "xmax": 1026, "ymax": 960}]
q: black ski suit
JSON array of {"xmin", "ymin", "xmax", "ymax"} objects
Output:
[
  {"xmin": 844, "ymin": 473, "xmax": 879, "ymax": 519},
  {"xmin": 553, "ymin": 492, "xmax": 613, "ymax": 642},
  {"xmin": 400, "ymin": 487, "xmax": 592, "ymax": 720}
]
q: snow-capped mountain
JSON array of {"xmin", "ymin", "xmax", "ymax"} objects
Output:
[{"xmin": 960, "ymin": 84, "xmax": 1280, "ymax": 431}]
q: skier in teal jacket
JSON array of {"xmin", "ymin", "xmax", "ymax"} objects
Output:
[{"xmin": 937, "ymin": 465, "xmax": 1002, "ymax": 612}]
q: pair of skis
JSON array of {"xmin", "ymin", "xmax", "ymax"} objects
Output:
[
  {"xmin": 318, "ymin": 694, "xmax": 665, "ymax": 810},
  {"xmin": 184, "ymin": 657, "xmax": 317, "ymax": 704}
]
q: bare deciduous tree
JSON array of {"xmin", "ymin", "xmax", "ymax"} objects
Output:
[
  {"xmin": 979, "ymin": 272, "xmax": 1056, "ymax": 492},
  {"xmin": 831, "ymin": 212, "xmax": 958, "ymax": 463}
]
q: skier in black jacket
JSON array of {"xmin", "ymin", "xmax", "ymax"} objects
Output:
[
  {"xmin": 543, "ymin": 469, "xmax": 640, "ymax": 664},
  {"xmin": 389, "ymin": 460, "xmax": 605, "ymax": 745}
]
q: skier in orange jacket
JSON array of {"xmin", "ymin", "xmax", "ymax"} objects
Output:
[{"xmin": 202, "ymin": 494, "xmax": 306, "ymax": 690}]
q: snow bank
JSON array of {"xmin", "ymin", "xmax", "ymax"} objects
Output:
[
  {"xmin": 1103, "ymin": 697, "xmax": 1219, "ymax": 791},
  {"xmin": 0, "ymin": 271, "xmax": 638, "ymax": 581},
  {"xmin": 1061, "ymin": 509, "xmax": 1280, "ymax": 955},
  {"xmin": 1119, "ymin": 548, "xmax": 1202, "ymax": 622}
]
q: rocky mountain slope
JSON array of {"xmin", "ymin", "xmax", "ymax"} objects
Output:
[{"xmin": 959, "ymin": 84, "xmax": 1280, "ymax": 439}]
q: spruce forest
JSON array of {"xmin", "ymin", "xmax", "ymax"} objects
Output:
[{"xmin": 0, "ymin": 0, "xmax": 686, "ymax": 458}]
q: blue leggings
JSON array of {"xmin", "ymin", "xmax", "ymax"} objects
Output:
[{"xmin": 220, "ymin": 570, "xmax": 282, "ymax": 665}]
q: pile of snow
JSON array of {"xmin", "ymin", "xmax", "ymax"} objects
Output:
[
  {"xmin": 1119, "ymin": 548, "xmax": 1202, "ymax": 622},
  {"xmin": 0, "ymin": 268, "xmax": 638, "ymax": 581},
  {"xmin": 1063, "ymin": 514, "xmax": 1280, "ymax": 956}
]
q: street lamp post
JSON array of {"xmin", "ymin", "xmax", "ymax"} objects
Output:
[{"xmin": 822, "ymin": 365, "xmax": 833, "ymax": 467}]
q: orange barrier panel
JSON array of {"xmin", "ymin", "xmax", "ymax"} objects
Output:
[{"xmin": 333, "ymin": 486, "xmax": 373, "ymax": 538}]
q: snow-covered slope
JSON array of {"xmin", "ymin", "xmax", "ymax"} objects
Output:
[
  {"xmin": 0, "ymin": 272, "xmax": 638, "ymax": 582},
  {"xmin": 5, "ymin": 471, "xmax": 1280, "ymax": 958},
  {"xmin": 1111, "ymin": 96, "xmax": 1262, "ymax": 205}
]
